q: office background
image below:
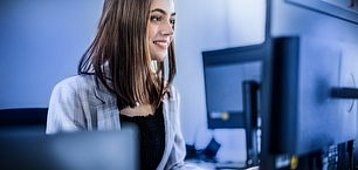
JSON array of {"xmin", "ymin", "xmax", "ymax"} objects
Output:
[{"xmin": 0, "ymin": 0, "xmax": 266, "ymax": 162}]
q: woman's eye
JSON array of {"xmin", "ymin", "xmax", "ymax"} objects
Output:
[
  {"xmin": 150, "ymin": 16, "xmax": 162, "ymax": 22},
  {"xmin": 170, "ymin": 19, "xmax": 176, "ymax": 25}
]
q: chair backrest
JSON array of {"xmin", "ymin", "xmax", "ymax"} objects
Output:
[{"xmin": 0, "ymin": 108, "xmax": 48, "ymax": 127}]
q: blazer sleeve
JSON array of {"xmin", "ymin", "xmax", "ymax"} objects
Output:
[
  {"xmin": 46, "ymin": 77, "xmax": 86, "ymax": 134},
  {"xmin": 165, "ymin": 86, "xmax": 203, "ymax": 170}
]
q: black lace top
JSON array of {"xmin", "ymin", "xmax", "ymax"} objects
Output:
[{"xmin": 120, "ymin": 103, "xmax": 165, "ymax": 170}]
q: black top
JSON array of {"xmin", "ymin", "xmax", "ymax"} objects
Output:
[{"xmin": 120, "ymin": 103, "xmax": 165, "ymax": 170}]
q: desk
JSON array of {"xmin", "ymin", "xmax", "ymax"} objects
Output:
[{"xmin": 185, "ymin": 160, "xmax": 259, "ymax": 170}]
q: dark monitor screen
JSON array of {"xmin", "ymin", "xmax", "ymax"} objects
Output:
[
  {"xmin": 260, "ymin": 0, "xmax": 358, "ymax": 169},
  {"xmin": 202, "ymin": 44, "xmax": 265, "ymax": 129},
  {"xmin": 268, "ymin": 36, "xmax": 358, "ymax": 155}
]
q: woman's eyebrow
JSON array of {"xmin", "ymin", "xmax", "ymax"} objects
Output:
[{"xmin": 150, "ymin": 8, "xmax": 176, "ymax": 16}]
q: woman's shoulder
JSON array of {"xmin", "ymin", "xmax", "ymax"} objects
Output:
[
  {"xmin": 54, "ymin": 74, "xmax": 96, "ymax": 89},
  {"xmin": 166, "ymin": 84, "xmax": 180, "ymax": 101},
  {"xmin": 51, "ymin": 74, "xmax": 97, "ymax": 97}
]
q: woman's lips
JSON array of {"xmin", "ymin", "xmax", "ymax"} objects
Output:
[{"xmin": 153, "ymin": 40, "xmax": 169, "ymax": 49}]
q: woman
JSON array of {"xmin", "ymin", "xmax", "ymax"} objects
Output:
[{"xmin": 46, "ymin": 0, "xmax": 198, "ymax": 169}]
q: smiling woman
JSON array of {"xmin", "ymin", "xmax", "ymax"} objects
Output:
[
  {"xmin": 148, "ymin": 0, "xmax": 176, "ymax": 61},
  {"xmin": 45, "ymin": 0, "xmax": 200, "ymax": 169}
]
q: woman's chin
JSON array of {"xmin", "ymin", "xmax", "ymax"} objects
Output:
[{"xmin": 151, "ymin": 54, "xmax": 167, "ymax": 62}]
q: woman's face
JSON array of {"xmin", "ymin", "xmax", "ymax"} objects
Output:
[{"xmin": 147, "ymin": 0, "xmax": 175, "ymax": 61}]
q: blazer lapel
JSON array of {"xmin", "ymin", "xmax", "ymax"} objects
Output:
[{"xmin": 94, "ymin": 84, "xmax": 121, "ymax": 130}]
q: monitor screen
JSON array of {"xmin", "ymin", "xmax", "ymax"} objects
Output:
[
  {"xmin": 203, "ymin": 45, "xmax": 265, "ymax": 129},
  {"xmin": 260, "ymin": 1, "xmax": 358, "ymax": 169},
  {"xmin": 269, "ymin": 36, "xmax": 358, "ymax": 155}
]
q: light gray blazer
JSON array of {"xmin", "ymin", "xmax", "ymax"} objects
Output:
[{"xmin": 46, "ymin": 75, "xmax": 197, "ymax": 170}]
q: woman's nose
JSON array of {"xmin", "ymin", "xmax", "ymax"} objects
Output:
[{"xmin": 161, "ymin": 20, "xmax": 174, "ymax": 36}]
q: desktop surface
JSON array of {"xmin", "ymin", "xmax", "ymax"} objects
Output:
[{"xmin": 186, "ymin": 159, "xmax": 259, "ymax": 170}]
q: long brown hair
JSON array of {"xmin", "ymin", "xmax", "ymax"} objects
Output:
[{"xmin": 78, "ymin": 0, "xmax": 176, "ymax": 110}]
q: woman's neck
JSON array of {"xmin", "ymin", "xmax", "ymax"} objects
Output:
[{"xmin": 120, "ymin": 104, "xmax": 155, "ymax": 117}]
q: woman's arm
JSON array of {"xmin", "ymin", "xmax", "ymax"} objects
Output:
[
  {"xmin": 46, "ymin": 77, "xmax": 86, "ymax": 134},
  {"xmin": 165, "ymin": 86, "xmax": 202, "ymax": 170}
]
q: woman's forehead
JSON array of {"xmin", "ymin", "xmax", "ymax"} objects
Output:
[{"xmin": 150, "ymin": 0, "xmax": 175, "ymax": 14}]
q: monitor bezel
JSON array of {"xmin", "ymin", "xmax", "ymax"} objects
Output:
[{"xmin": 287, "ymin": 0, "xmax": 358, "ymax": 24}]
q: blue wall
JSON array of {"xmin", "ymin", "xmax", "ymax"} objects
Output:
[{"xmin": 0, "ymin": 0, "xmax": 102, "ymax": 108}]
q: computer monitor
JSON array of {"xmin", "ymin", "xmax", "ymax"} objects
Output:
[
  {"xmin": 202, "ymin": 44, "xmax": 266, "ymax": 166},
  {"xmin": 260, "ymin": 0, "xmax": 358, "ymax": 169},
  {"xmin": 269, "ymin": 36, "xmax": 358, "ymax": 154},
  {"xmin": 0, "ymin": 125, "xmax": 139, "ymax": 170},
  {"xmin": 203, "ymin": 44, "xmax": 265, "ymax": 129}
]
